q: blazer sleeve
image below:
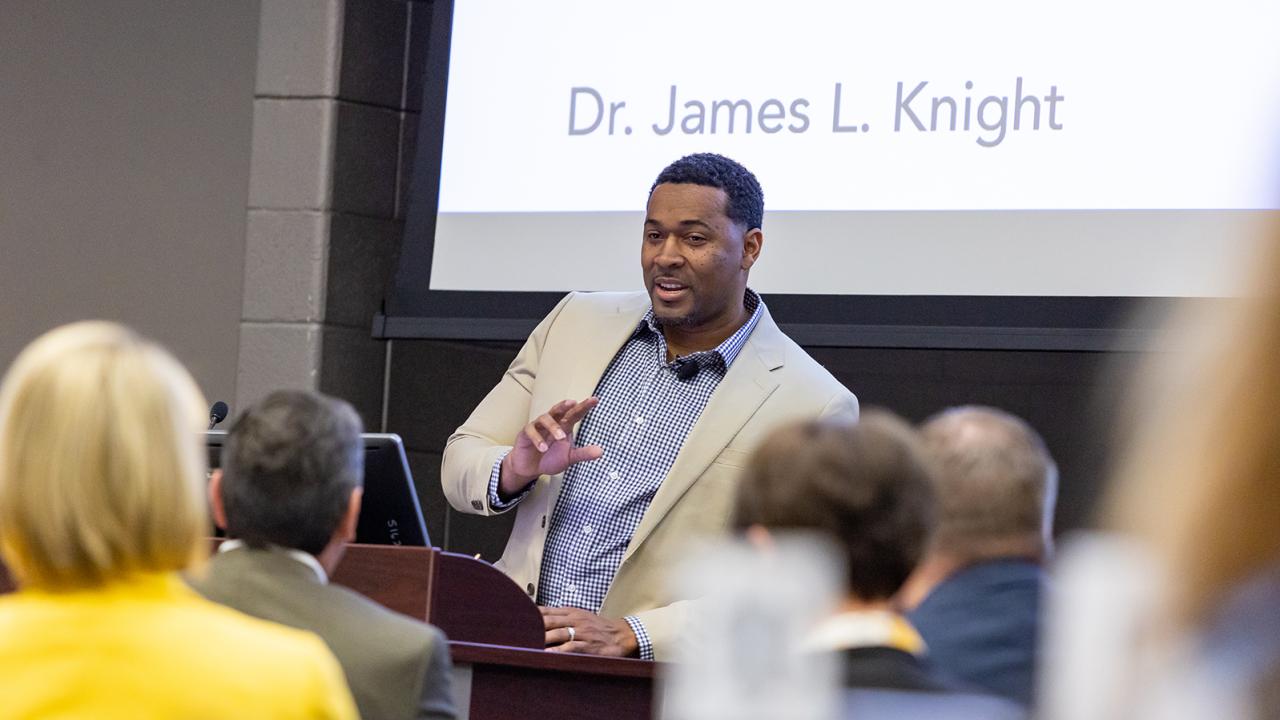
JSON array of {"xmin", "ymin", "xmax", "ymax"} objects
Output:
[
  {"xmin": 819, "ymin": 387, "xmax": 860, "ymax": 423},
  {"xmin": 414, "ymin": 626, "xmax": 457, "ymax": 720},
  {"xmin": 629, "ymin": 597, "xmax": 691, "ymax": 661},
  {"xmin": 441, "ymin": 292, "xmax": 576, "ymax": 516}
]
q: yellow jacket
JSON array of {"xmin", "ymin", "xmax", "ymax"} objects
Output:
[{"xmin": 0, "ymin": 571, "xmax": 359, "ymax": 720}]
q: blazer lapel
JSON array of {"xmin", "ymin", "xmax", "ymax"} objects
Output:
[
  {"xmin": 544, "ymin": 293, "xmax": 650, "ymax": 503},
  {"xmin": 560, "ymin": 293, "xmax": 650, "ymax": 406},
  {"xmin": 621, "ymin": 307, "xmax": 787, "ymax": 561}
]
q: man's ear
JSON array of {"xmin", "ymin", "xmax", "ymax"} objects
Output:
[
  {"xmin": 208, "ymin": 469, "xmax": 228, "ymax": 530},
  {"xmin": 741, "ymin": 228, "xmax": 763, "ymax": 271},
  {"xmin": 339, "ymin": 487, "xmax": 363, "ymax": 542},
  {"xmin": 744, "ymin": 523, "xmax": 775, "ymax": 552}
]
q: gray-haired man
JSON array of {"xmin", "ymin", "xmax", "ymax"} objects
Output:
[
  {"xmin": 897, "ymin": 406, "xmax": 1057, "ymax": 707},
  {"xmin": 191, "ymin": 390, "xmax": 456, "ymax": 720}
]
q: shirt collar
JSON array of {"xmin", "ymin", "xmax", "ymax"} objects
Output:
[
  {"xmin": 219, "ymin": 538, "xmax": 328, "ymax": 584},
  {"xmin": 638, "ymin": 288, "xmax": 764, "ymax": 370},
  {"xmin": 803, "ymin": 609, "xmax": 927, "ymax": 655}
]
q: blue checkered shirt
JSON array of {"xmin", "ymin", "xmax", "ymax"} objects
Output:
[{"xmin": 487, "ymin": 290, "xmax": 764, "ymax": 660}]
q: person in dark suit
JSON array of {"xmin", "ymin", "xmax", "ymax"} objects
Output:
[
  {"xmin": 190, "ymin": 390, "xmax": 456, "ymax": 720},
  {"xmin": 897, "ymin": 406, "xmax": 1057, "ymax": 707},
  {"xmin": 732, "ymin": 411, "xmax": 1023, "ymax": 720}
]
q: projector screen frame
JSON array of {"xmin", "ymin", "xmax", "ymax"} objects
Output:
[{"xmin": 379, "ymin": 0, "xmax": 1187, "ymax": 352}]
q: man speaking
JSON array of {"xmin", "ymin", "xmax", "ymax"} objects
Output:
[{"xmin": 442, "ymin": 153, "xmax": 858, "ymax": 661}]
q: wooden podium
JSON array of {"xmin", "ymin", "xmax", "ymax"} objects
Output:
[
  {"xmin": 329, "ymin": 544, "xmax": 656, "ymax": 720},
  {"xmin": 0, "ymin": 545, "xmax": 656, "ymax": 720}
]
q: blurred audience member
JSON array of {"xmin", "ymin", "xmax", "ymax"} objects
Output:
[
  {"xmin": 1043, "ymin": 227, "xmax": 1280, "ymax": 720},
  {"xmin": 734, "ymin": 411, "xmax": 1024, "ymax": 719},
  {"xmin": 897, "ymin": 406, "xmax": 1057, "ymax": 706},
  {"xmin": 0, "ymin": 322, "xmax": 357, "ymax": 719},
  {"xmin": 192, "ymin": 390, "xmax": 456, "ymax": 720}
]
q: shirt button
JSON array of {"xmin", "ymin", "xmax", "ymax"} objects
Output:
[
  {"xmin": 566, "ymin": 583, "xmax": 577, "ymax": 594},
  {"xmin": 634, "ymin": 416, "xmax": 645, "ymax": 425},
  {"xmin": 608, "ymin": 471, "xmax": 620, "ymax": 481},
  {"xmin": 582, "ymin": 525, "xmax": 593, "ymax": 535},
  {"xmin": 526, "ymin": 583, "xmax": 535, "ymax": 596}
]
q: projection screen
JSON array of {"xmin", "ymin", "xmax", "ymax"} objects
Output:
[{"xmin": 382, "ymin": 0, "xmax": 1280, "ymax": 349}]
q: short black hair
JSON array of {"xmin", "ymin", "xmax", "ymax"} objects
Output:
[
  {"xmin": 220, "ymin": 390, "xmax": 364, "ymax": 556},
  {"xmin": 650, "ymin": 153, "xmax": 764, "ymax": 230},
  {"xmin": 733, "ymin": 411, "xmax": 936, "ymax": 601}
]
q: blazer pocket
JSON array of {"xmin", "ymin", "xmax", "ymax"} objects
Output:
[{"xmin": 711, "ymin": 447, "xmax": 753, "ymax": 469}]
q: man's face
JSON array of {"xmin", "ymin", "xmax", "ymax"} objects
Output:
[{"xmin": 642, "ymin": 183, "xmax": 761, "ymax": 329}]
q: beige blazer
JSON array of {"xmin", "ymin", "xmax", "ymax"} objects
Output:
[{"xmin": 442, "ymin": 291, "xmax": 859, "ymax": 660}]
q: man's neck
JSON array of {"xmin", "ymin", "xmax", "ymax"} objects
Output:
[
  {"xmin": 896, "ymin": 555, "xmax": 965, "ymax": 611},
  {"xmin": 316, "ymin": 540, "xmax": 346, "ymax": 577},
  {"xmin": 898, "ymin": 551, "xmax": 1043, "ymax": 610},
  {"xmin": 661, "ymin": 303, "xmax": 747, "ymax": 360}
]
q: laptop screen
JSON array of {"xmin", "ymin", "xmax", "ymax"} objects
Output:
[{"xmin": 206, "ymin": 431, "xmax": 430, "ymax": 547}]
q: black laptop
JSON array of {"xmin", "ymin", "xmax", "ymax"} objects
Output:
[{"xmin": 205, "ymin": 431, "xmax": 431, "ymax": 547}]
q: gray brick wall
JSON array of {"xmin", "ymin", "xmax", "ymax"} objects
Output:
[{"xmin": 237, "ymin": 0, "xmax": 430, "ymax": 428}]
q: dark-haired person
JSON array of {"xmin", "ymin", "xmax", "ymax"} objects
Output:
[
  {"xmin": 734, "ymin": 413, "xmax": 1024, "ymax": 720},
  {"xmin": 443, "ymin": 153, "xmax": 859, "ymax": 660},
  {"xmin": 897, "ymin": 406, "xmax": 1057, "ymax": 707},
  {"xmin": 191, "ymin": 390, "xmax": 456, "ymax": 720}
]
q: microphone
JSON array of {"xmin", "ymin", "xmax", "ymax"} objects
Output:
[
  {"xmin": 208, "ymin": 401, "xmax": 229, "ymax": 430},
  {"xmin": 675, "ymin": 359, "xmax": 699, "ymax": 381}
]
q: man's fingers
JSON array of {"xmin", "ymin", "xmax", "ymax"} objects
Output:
[
  {"xmin": 545, "ymin": 641, "xmax": 585, "ymax": 654},
  {"xmin": 537, "ymin": 607, "xmax": 620, "ymax": 656},
  {"xmin": 559, "ymin": 396, "xmax": 599, "ymax": 427},
  {"xmin": 543, "ymin": 399, "xmax": 576, "ymax": 420},
  {"xmin": 539, "ymin": 606, "xmax": 576, "ymax": 620},
  {"xmin": 536, "ymin": 414, "xmax": 567, "ymax": 442},
  {"xmin": 522, "ymin": 423, "xmax": 549, "ymax": 453},
  {"xmin": 545, "ymin": 398, "xmax": 578, "ymax": 421},
  {"xmin": 542, "ymin": 613, "xmax": 571, "ymax": 630},
  {"xmin": 568, "ymin": 445, "xmax": 604, "ymax": 464},
  {"xmin": 543, "ymin": 627, "xmax": 575, "ymax": 646}
]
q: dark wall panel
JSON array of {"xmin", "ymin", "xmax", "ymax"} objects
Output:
[{"xmin": 390, "ymin": 339, "xmax": 522, "ymax": 557}]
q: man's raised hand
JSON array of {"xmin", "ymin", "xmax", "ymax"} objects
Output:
[{"xmin": 499, "ymin": 397, "xmax": 602, "ymax": 496}]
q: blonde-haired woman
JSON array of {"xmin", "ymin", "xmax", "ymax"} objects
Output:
[
  {"xmin": 0, "ymin": 322, "xmax": 357, "ymax": 719},
  {"xmin": 1042, "ymin": 225, "xmax": 1280, "ymax": 720}
]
